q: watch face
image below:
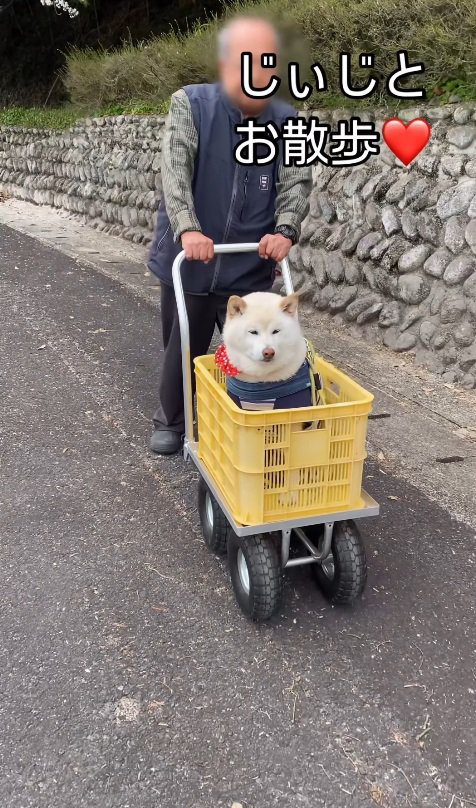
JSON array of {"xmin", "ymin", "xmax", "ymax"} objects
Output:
[{"xmin": 277, "ymin": 226, "xmax": 296, "ymax": 242}]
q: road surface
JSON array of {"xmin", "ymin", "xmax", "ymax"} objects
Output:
[{"xmin": 1, "ymin": 224, "xmax": 475, "ymax": 808}]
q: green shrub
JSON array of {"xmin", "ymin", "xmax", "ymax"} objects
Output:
[{"xmin": 60, "ymin": 0, "xmax": 475, "ymax": 110}]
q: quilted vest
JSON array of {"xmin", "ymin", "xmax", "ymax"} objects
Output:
[{"xmin": 148, "ymin": 82, "xmax": 295, "ymax": 295}]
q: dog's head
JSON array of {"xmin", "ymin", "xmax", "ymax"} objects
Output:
[{"xmin": 222, "ymin": 291, "xmax": 306, "ymax": 381}]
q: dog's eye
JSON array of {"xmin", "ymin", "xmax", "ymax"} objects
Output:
[
  {"xmin": 272, "ymin": 329, "xmax": 280, "ymax": 335},
  {"xmin": 248, "ymin": 330, "xmax": 259, "ymax": 335}
]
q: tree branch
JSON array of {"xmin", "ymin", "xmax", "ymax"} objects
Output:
[{"xmin": 0, "ymin": 0, "xmax": 18, "ymax": 13}]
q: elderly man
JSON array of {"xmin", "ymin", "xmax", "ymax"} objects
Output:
[{"xmin": 148, "ymin": 15, "xmax": 311, "ymax": 455}]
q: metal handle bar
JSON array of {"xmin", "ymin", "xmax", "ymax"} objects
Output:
[{"xmin": 171, "ymin": 242, "xmax": 294, "ymax": 445}]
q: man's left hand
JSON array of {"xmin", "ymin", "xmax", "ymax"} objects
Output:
[{"xmin": 258, "ymin": 234, "xmax": 292, "ymax": 262}]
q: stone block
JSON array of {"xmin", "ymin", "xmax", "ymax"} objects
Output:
[
  {"xmin": 459, "ymin": 343, "xmax": 476, "ymax": 372},
  {"xmin": 440, "ymin": 294, "xmax": 467, "ymax": 323},
  {"xmin": 345, "ymin": 294, "xmax": 381, "ymax": 321},
  {"xmin": 465, "ymin": 219, "xmax": 476, "ymax": 254},
  {"xmin": 446, "ymin": 125, "xmax": 476, "ymax": 149},
  {"xmin": 444, "ymin": 215, "xmax": 468, "ymax": 254},
  {"xmin": 396, "ymin": 273, "xmax": 431, "ymax": 305},
  {"xmin": 385, "ymin": 175, "xmax": 410, "ymax": 204},
  {"xmin": 325, "ymin": 251, "xmax": 345, "ymax": 283},
  {"xmin": 402, "ymin": 177, "xmax": 429, "ymax": 208},
  {"xmin": 453, "ymin": 106, "xmax": 472, "ymax": 125},
  {"xmin": 311, "ymin": 252, "xmax": 327, "ymax": 286},
  {"xmin": 420, "ymin": 320, "xmax": 437, "ymax": 347},
  {"xmin": 398, "ymin": 244, "xmax": 432, "ymax": 273},
  {"xmin": 463, "ymin": 272, "xmax": 476, "ymax": 298},
  {"xmin": 441, "ymin": 155, "xmax": 465, "ymax": 177},
  {"xmin": 453, "ymin": 322, "xmax": 475, "ymax": 347},
  {"xmin": 370, "ymin": 236, "xmax": 395, "ymax": 262},
  {"xmin": 356, "ymin": 231, "xmax": 381, "ymax": 260},
  {"xmin": 417, "ymin": 211, "xmax": 441, "ymax": 245},
  {"xmin": 328, "ymin": 286, "xmax": 358, "ymax": 312},
  {"xmin": 341, "ymin": 228, "xmax": 367, "ymax": 255},
  {"xmin": 423, "ymin": 247, "xmax": 452, "ymax": 278},
  {"xmin": 356, "ymin": 302, "xmax": 383, "ymax": 324},
  {"xmin": 325, "ymin": 223, "xmax": 349, "ymax": 252},
  {"xmin": 383, "ymin": 328, "xmax": 416, "ymax": 352},
  {"xmin": 465, "ymin": 160, "xmax": 476, "ymax": 178},
  {"xmin": 432, "ymin": 328, "xmax": 452, "ymax": 349},
  {"xmin": 317, "ymin": 192, "xmax": 336, "ymax": 222},
  {"xmin": 381, "ymin": 205, "xmax": 401, "ymax": 236},
  {"xmin": 315, "ymin": 283, "xmax": 337, "ymax": 310},
  {"xmin": 309, "ymin": 224, "xmax": 332, "ymax": 247},
  {"xmin": 365, "ymin": 200, "xmax": 381, "ymax": 229},
  {"xmin": 437, "ymin": 180, "xmax": 476, "ymax": 219},
  {"xmin": 400, "ymin": 308, "xmax": 424, "ymax": 332},
  {"xmin": 400, "ymin": 209, "xmax": 418, "ymax": 240},
  {"xmin": 379, "ymin": 301, "xmax": 401, "ymax": 327},
  {"xmin": 361, "ymin": 172, "xmax": 383, "ymax": 201},
  {"xmin": 344, "ymin": 261, "xmax": 362, "ymax": 285},
  {"xmin": 460, "ymin": 373, "xmax": 475, "ymax": 388},
  {"xmin": 394, "ymin": 332, "xmax": 417, "ymax": 352},
  {"xmin": 343, "ymin": 167, "xmax": 370, "ymax": 196},
  {"xmin": 443, "ymin": 255, "xmax": 476, "ymax": 286}
]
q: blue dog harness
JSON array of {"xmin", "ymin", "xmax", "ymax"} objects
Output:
[
  {"xmin": 216, "ymin": 339, "xmax": 324, "ymax": 412},
  {"xmin": 227, "ymin": 360, "xmax": 317, "ymax": 411}
]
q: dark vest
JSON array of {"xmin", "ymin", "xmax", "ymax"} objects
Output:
[{"xmin": 148, "ymin": 83, "xmax": 295, "ymax": 295}]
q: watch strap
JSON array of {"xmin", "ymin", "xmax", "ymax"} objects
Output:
[{"xmin": 274, "ymin": 224, "xmax": 297, "ymax": 245}]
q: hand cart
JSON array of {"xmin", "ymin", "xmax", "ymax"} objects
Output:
[{"xmin": 172, "ymin": 243, "xmax": 379, "ymax": 621}]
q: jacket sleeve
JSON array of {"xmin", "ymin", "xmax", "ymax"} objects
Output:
[
  {"xmin": 161, "ymin": 89, "xmax": 201, "ymax": 240},
  {"xmin": 275, "ymin": 161, "xmax": 312, "ymax": 238}
]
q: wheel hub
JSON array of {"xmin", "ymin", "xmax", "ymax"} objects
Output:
[
  {"xmin": 320, "ymin": 554, "xmax": 335, "ymax": 580},
  {"xmin": 205, "ymin": 491, "xmax": 214, "ymax": 530},
  {"xmin": 237, "ymin": 548, "xmax": 250, "ymax": 595}
]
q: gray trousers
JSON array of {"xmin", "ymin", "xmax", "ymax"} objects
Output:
[{"xmin": 153, "ymin": 282, "xmax": 228, "ymax": 434}]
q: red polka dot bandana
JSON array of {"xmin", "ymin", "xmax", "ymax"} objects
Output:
[{"xmin": 215, "ymin": 344, "xmax": 240, "ymax": 377}]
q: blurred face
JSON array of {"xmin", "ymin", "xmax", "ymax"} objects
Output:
[{"xmin": 218, "ymin": 20, "xmax": 279, "ymax": 116}]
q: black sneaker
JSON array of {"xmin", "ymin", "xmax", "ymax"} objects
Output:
[{"xmin": 150, "ymin": 429, "xmax": 183, "ymax": 455}]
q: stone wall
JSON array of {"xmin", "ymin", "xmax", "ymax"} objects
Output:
[
  {"xmin": 290, "ymin": 104, "xmax": 476, "ymax": 389},
  {"xmin": 0, "ymin": 115, "xmax": 164, "ymax": 245},
  {"xmin": 1, "ymin": 105, "xmax": 476, "ymax": 387}
]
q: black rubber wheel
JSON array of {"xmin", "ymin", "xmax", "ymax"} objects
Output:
[
  {"xmin": 310, "ymin": 520, "xmax": 367, "ymax": 604},
  {"xmin": 197, "ymin": 478, "xmax": 229, "ymax": 555},
  {"xmin": 227, "ymin": 532, "xmax": 283, "ymax": 621}
]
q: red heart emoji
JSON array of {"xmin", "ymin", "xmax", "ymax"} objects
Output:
[{"xmin": 382, "ymin": 118, "xmax": 431, "ymax": 166}]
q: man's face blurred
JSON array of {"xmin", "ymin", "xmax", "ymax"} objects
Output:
[{"xmin": 218, "ymin": 25, "xmax": 279, "ymax": 116}]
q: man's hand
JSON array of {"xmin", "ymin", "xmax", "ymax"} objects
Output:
[
  {"xmin": 181, "ymin": 231, "xmax": 214, "ymax": 263},
  {"xmin": 258, "ymin": 233, "xmax": 292, "ymax": 262}
]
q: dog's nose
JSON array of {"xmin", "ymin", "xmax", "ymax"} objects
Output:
[{"xmin": 262, "ymin": 347, "xmax": 275, "ymax": 360}]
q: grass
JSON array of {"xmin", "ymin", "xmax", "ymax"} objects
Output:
[
  {"xmin": 0, "ymin": 106, "xmax": 82, "ymax": 129},
  {"xmin": 0, "ymin": 100, "xmax": 171, "ymax": 130}
]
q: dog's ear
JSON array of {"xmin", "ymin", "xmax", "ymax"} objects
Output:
[
  {"xmin": 227, "ymin": 295, "xmax": 247, "ymax": 317},
  {"xmin": 280, "ymin": 293, "xmax": 299, "ymax": 316}
]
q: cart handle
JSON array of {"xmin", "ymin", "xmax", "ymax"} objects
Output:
[{"xmin": 171, "ymin": 242, "xmax": 294, "ymax": 446}]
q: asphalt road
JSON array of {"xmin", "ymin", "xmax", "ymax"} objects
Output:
[{"xmin": 1, "ymin": 225, "xmax": 475, "ymax": 808}]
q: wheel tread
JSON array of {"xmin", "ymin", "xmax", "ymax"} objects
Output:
[
  {"xmin": 228, "ymin": 534, "xmax": 282, "ymax": 621},
  {"xmin": 313, "ymin": 520, "xmax": 367, "ymax": 605},
  {"xmin": 197, "ymin": 478, "xmax": 229, "ymax": 554}
]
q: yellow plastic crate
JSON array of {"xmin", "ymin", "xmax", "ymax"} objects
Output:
[{"xmin": 194, "ymin": 354, "xmax": 373, "ymax": 526}]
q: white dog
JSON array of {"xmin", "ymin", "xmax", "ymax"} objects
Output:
[{"xmin": 216, "ymin": 292, "xmax": 321, "ymax": 412}]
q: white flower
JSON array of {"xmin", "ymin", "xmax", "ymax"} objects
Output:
[{"xmin": 40, "ymin": 0, "xmax": 80, "ymax": 17}]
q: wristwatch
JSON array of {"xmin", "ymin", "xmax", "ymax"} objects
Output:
[{"xmin": 274, "ymin": 224, "xmax": 297, "ymax": 245}]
